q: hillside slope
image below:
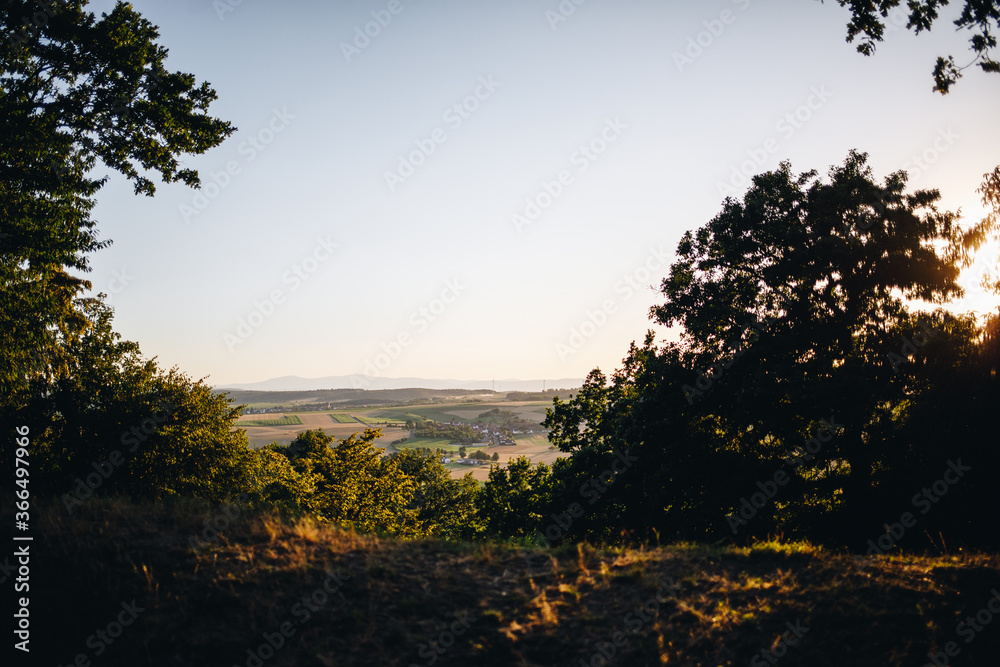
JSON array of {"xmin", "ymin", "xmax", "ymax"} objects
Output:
[{"xmin": 9, "ymin": 499, "xmax": 1000, "ymax": 666}]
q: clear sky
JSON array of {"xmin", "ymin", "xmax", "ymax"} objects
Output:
[{"xmin": 80, "ymin": 0, "xmax": 1000, "ymax": 387}]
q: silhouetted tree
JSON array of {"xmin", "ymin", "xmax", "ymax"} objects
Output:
[
  {"xmin": 827, "ymin": 0, "xmax": 1000, "ymax": 92},
  {"xmin": 544, "ymin": 151, "xmax": 998, "ymax": 546}
]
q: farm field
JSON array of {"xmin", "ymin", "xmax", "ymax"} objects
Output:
[
  {"xmin": 232, "ymin": 400, "xmax": 563, "ymax": 477},
  {"xmin": 329, "ymin": 413, "xmax": 359, "ymax": 423},
  {"xmin": 366, "ymin": 401, "xmax": 550, "ymax": 424},
  {"xmin": 240, "ymin": 415, "xmax": 303, "ymax": 427},
  {"xmin": 392, "ymin": 437, "xmax": 460, "ymax": 451},
  {"xmin": 234, "ymin": 412, "xmax": 407, "ymax": 449}
]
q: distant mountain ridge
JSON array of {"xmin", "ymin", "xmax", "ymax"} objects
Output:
[{"xmin": 213, "ymin": 375, "xmax": 585, "ymax": 392}]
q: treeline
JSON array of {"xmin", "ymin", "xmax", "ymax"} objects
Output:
[
  {"xmin": 4, "ymin": 1, "xmax": 1000, "ymax": 554},
  {"xmin": 504, "ymin": 390, "xmax": 576, "ymax": 401},
  {"xmin": 5, "ymin": 154, "xmax": 1000, "ymax": 554},
  {"xmin": 489, "ymin": 153, "xmax": 1000, "ymax": 551},
  {"xmin": 476, "ymin": 408, "xmax": 539, "ymax": 432}
]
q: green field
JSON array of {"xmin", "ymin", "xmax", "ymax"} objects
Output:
[
  {"xmin": 329, "ymin": 413, "xmax": 359, "ymax": 423},
  {"xmin": 365, "ymin": 405, "xmax": 475, "ymax": 423},
  {"xmin": 240, "ymin": 415, "xmax": 304, "ymax": 427},
  {"xmin": 367, "ymin": 402, "xmax": 547, "ymax": 424},
  {"xmin": 392, "ymin": 437, "xmax": 461, "ymax": 451}
]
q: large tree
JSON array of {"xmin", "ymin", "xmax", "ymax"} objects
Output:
[
  {"xmin": 544, "ymin": 151, "xmax": 997, "ymax": 545},
  {"xmin": 655, "ymin": 150, "xmax": 987, "ymax": 533},
  {"xmin": 1, "ymin": 0, "xmax": 233, "ymax": 402}
]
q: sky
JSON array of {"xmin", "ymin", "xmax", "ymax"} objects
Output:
[{"xmin": 79, "ymin": 0, "xmax": 1000, "ymax": 387}]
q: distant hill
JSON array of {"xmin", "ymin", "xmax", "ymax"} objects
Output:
[
  {"xmin": 213, "ymin": 375, "xmax": 584, "ymax": 392},
  {"xmin": 211, "ymin": 386, "xmax": 577, "ymax": 409}
]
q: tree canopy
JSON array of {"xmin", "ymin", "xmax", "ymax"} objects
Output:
[
  {"xmin": 830, "ymin": 0, "xmax": 1000, "ymax": 92},
  {"xmin": 1, "ymin": 0, "xmax": 233, "ymax": 402},
  {"xmin": 542, "ymin": 151, "xmax": 1000, "ymax": 547}
]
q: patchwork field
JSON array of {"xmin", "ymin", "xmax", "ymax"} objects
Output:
[
  {"xmin": 233, "ymin": 400, "xmax": 565, "ymax": 476},
  {"xmin": 239, "ymin": 414, "xmax": 303, "ymax": 427},
  {"xmin": 330, "ymin": 413, "xmax": 360, "ymax": 423},
  {"xmin": 235, "ymin": 412, "xmax": 408, "ymax": 449}
]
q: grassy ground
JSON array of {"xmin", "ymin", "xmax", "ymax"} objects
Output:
[{"xmin": 12, "ymin": 498, "xmax": 1000, "ymax": 667}]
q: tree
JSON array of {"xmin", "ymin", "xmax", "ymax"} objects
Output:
[
  {"xmin": 478, "ymin": 457, "xmax": 554, "ymax": 539},
  {"xmin": 1, "ymin": 0, "xmax": 233, "ymax": 401},
  {"xmin": 6, "ymin": 297, "xmax": 260, "ymax": 506},
  {"xmin": 828, "ymin": 0, "xmax": 1000, "ymax": 93},
  {"xmin": 491, "ymin": 451, "xmax": 499, "ymax": 462},
  {"xmin": 545, "ymin": 151, "xmax": 998, "ymax": 545},
  {"xmin": 390, "ymin": 448, "xmax": 481, "ymax": 539},
  {"xmin": 655, "ymin": 150, "xmax": 983, "ymax": 535},
  {"xmin": 283, "ymin": 429, "xmax": 417, "ymax": 534}
]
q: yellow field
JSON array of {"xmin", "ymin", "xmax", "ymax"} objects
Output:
[{"xmin": 235, "ymin": 412, "xmax": 406, "ymax": 449}]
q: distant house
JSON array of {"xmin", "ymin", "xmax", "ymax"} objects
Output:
[{"xmin": 441, "ymin": 457, "xmax": 451, "ymax": 464}]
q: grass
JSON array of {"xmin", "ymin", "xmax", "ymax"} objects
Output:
[
  {"xmin": 239, "ymin": 414, "xmax": 304, "ymax": 427},
  {"xmin": 329, "ymin": 413, "xmax": 359, "ymax": 423},
  {"xmin": 15, "ymin": 497, "xmax": 1000, "ymax": 666}
]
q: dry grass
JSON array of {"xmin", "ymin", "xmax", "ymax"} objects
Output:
[{"xmin": 11, "ymin": 498, "xmax": 1000, "ymax": 666}]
